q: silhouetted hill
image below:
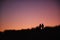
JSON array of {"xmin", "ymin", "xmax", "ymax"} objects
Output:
[{"xmin": 0, "ymin": 25, "xmax": 60, "ymax": 40}]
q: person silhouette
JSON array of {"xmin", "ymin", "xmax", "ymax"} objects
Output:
[
  {"xmin": 41, "ymin": 24, "xmax": 44, "ymax": 29},
  {"xmin": 39, "ymin": 24, "xmax": 41, "ymax": 29},
  {"xmin": 39, "ymin": 24, "xmax": 44, "ymax": 29}
]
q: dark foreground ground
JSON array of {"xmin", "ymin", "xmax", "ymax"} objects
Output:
[{"xmin": 0, "ymin": 25, "xmax": 60, "ymax": 40}]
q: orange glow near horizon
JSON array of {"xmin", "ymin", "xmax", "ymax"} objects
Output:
[{"xmin": 0, "ymin": 0, "xmax": 60, "ymax": 32}]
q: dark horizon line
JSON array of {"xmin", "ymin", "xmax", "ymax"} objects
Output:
[{"xmin": 0, "ymin": 24, "xmax": 60, "ymax": 32}]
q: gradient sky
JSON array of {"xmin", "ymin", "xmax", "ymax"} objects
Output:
[{"xmin": 0, "ymin": 0, "xmax": 60, "ymax": 31}]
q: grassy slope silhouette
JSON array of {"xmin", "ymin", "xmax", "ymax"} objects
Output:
[{"xmin": 0, "ymin": 24, "xmax": 60, "ymax": 40}]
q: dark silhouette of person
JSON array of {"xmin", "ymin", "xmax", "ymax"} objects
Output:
[
  {"xmin": 41, "ymin": 24, "xmax": 44, "ymax": 29},
  {"xmin": 39, "ymin": 24, "xmax": 44, "ymax": 29}
]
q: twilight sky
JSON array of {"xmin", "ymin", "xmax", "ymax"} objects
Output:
[{"xmin": 0, "ymin": 0, "xmax": 60, "ymax": 31}]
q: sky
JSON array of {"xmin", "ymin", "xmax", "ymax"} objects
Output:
[{"xmin": 0, "ymin": 0, "xmax": 60, "ymax": 32}]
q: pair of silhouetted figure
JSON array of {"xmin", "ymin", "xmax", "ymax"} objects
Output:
[{"xmin": 39, "ymin": 24, "xmax": 44, "ymax": 29}]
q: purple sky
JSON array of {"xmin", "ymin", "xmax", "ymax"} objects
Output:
[{"xmin": 0, "ymin": 0, "xmax": 60, "ymax": 31}]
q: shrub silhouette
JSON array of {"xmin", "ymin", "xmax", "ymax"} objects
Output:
[{"xmin": 0, "ymin": 24, "xmax": 60, "ymax": 40}]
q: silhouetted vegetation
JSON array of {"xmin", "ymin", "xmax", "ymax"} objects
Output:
[{"xmin": 0, "ymin": 24, "xmax": 60, "ymax": 40}]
